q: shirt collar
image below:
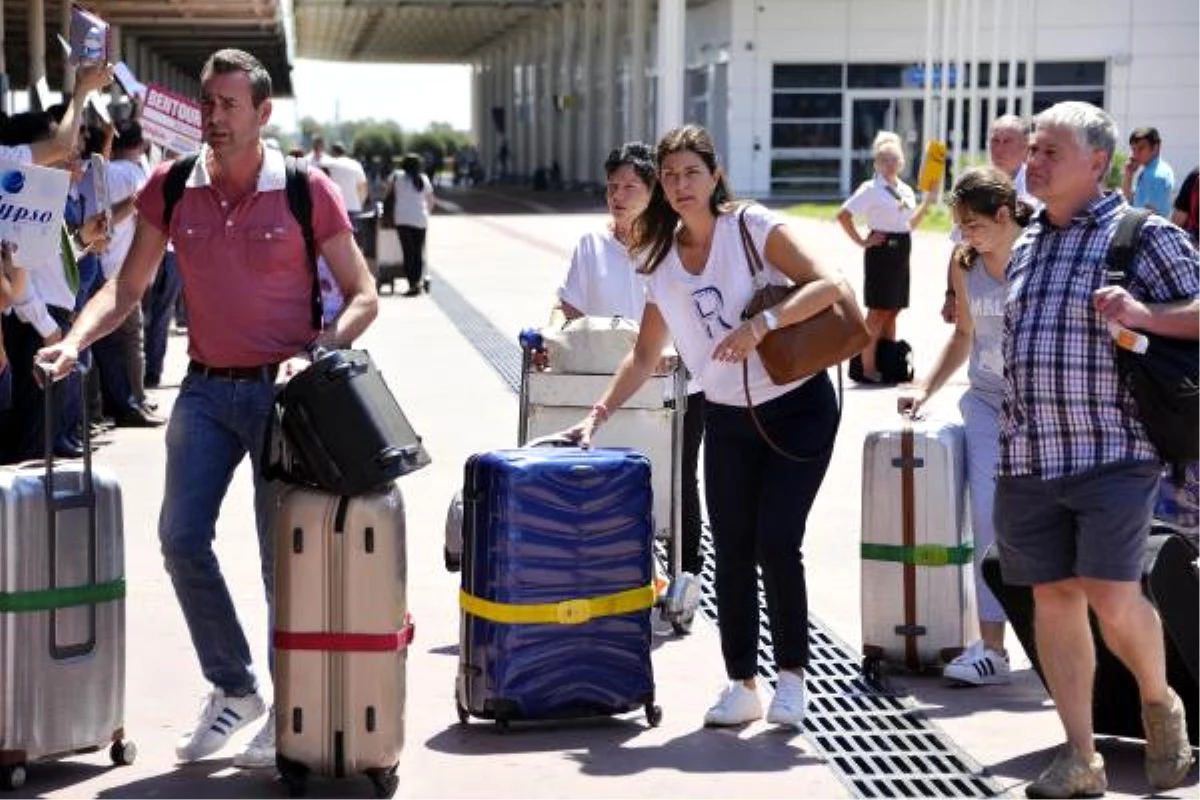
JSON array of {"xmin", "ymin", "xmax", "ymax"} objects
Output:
[
  {"xmin": 1032, "ymin": 191, "xmax": 1124, "ymax": 229},
  {"xmin": 185, "ymin": 141, "xmax": 286, "ymax": 192}
]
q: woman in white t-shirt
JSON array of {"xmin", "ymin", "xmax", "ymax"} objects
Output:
[
  {"xmin": 836, "ymin": 131, "xmax": 936, "ymax": 382},
  {"xmin": 388, "ymin": 153, "xmax": 436, "ymax": 296},
  {"xmin": 564, "ymin": 125, "xmax": 846, "ymax": 731},
  {"xmin": 553, "ymin": 142, "xmax": 709, "ymax": 594}
]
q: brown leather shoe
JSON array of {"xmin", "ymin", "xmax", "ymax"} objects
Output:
[
  {"xmin": 1025, "ymin": 746, "xmax": 1106, "ymax": 799},
  {"xmin": 1143, "ymin": 688, "xmax": 1195, "ymax": 791}
]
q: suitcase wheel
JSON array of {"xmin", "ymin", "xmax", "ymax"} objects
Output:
[
  {"xmin": 110, "ymin": 739, "xmax": 137, "ymax": 766},
  {"xmin": 366, "ymin": 766, "xmax": 399, "ymax": 799},
  {"xmin": 862, "ymin": 655, "xmax": 885, "ymax": 688},
  {"xmin": 277, "ymin": 754, "xmax": 309, "ymax": 798},
  {"xmin": 0, "ymin": 764, "xmax": 25, "ymax": 791},
  {"xmin": 645, "ymin": 703, "xmax": 663, "ymax": 728},
  {"xmin": 455, "ymin": 698, "xmax": 470, "ymax": 725}
]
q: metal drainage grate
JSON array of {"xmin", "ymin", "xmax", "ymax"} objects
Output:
[
  {"xmin": 437, "ymin": 279, "xmax": 1001, "ymax": 799},
  {"xmin": 426, "ymin": 270, "xmax": 524, "ymax": 393}
]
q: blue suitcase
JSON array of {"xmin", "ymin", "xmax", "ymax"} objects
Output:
[{"xmin": 455, "ymin": 446, "xmax": 661, "ymax": 729}]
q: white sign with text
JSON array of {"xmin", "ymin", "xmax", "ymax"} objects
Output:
[
  {"xmin": 0, "ymin": 161, "xmax": 70, "ymax": 265},
  {"xmin": 141, "ymin": 83, "xmax": 202, "ymax": 155}
]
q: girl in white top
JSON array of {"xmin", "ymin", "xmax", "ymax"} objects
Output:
[
  {"xmin": 837, "ymin": 131, "xmax": 936, "ymax": 382},
  {"xmin": 388, "ymin": 153, "xmax": 436, "ymax": 296},
  {"xmin": 565, "ymin": 124, "xmax": 847, "ymax": 730}
]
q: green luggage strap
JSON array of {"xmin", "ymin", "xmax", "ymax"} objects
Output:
[
  {"xmin": 0, "ymin": 579, "xmax": 126, "ymax": 613},
  {"xmin": 860, "ymin": 542, "xmax": 974, "ymax": 567}
]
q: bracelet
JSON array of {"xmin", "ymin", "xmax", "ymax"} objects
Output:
[
  {"xmin": 590, "ymin": 403, "xmax": 610, "ymax": 423},
  {"xmin": 944, "ymin": 289, "xmax": 956, "ymax": 297}
]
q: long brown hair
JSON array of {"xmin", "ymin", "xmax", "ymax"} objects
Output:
[
  {"xmin": 631, "ymin": 124, "xmax": 734, "ymax": 275},
  {"xmin": 946, "ymin": 165, "xmax": 1034, "ymax": 270}
]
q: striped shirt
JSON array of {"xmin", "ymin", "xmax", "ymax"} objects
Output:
[{"xmin": 999, "ymin": 192, "xmax": 1200, "ymax": 478}]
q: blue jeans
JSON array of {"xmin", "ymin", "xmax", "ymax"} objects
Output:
[
  {"xmin": 142, "ymin": 252, "xmax": 182, "ymax": 384},
  {"xmin": 159, "ymin": 372, "xmax": 276, "ymax": 695}
]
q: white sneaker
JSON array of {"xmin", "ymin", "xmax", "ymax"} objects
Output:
[
  {"xmin": 703, "ymin": 682, "xmax": 763, "ymax": 727},
  {"xmin": 175, "ymin": 689, "xmax": 267, "ymax": 762},
  {"xmin": 766, "ymin": 671, "xmax": 807, "ymax": 729},
  {"xmin": 943, "ymin": 640, "xmax": 1011, "ymax": 686},
  {"xmin": 232, "ymin": 707, "xmax": 276, "ymax": 769}
]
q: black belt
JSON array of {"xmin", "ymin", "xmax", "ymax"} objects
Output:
[{"xmin": 188, "ymin": 360, "xmax": 279, "ymax": 383}]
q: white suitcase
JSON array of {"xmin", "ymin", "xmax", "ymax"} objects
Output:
[{"xmin": 860, "ymin": 418, "xmax": 975, "ymax": 674}]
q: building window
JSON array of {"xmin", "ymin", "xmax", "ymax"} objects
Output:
[{"xmin": 773, "ymin": 64, "xmax": 842, "ymax": 89}]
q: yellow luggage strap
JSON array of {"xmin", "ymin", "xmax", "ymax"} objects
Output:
[{"xmin": 459, "ymin": 584, "xmax": 656, "ymax": 626}]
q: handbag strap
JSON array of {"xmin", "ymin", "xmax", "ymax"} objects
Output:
[
  {"xmin": 742, "ymin": 361, "xmax": 843, "ymax": 463},
  {"xmin": 737, "ymin": 206, "xmax": 767, "ymax": 284},
  {"xmin": 735, "ymin": 205, "xmax": 841, "ymax": 462}
]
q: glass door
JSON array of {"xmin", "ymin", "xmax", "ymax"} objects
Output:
[{"xmin": 842, "ymin": 91, "xmax": 926, "ymax": 196}]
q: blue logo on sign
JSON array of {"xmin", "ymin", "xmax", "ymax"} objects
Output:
[{"xmin": 0, "ymin": 171, "xmax": 24, "ymax": 194}]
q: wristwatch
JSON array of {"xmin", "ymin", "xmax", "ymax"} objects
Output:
[{"xmin": 761, "ymin": 309, "xmax": 780, "ymax": 331}]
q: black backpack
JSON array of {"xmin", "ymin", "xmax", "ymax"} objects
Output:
[
  {"xmin": 1105, "ymin": 208, "xmax": 1199, "ymax": 471},
  {"xmin": 161, "ymin": 153, "xmax": 323, "ymax": 330},
  {"xmin": 848, "ymin": 339, "xmax": 914, "ymax": 385}
]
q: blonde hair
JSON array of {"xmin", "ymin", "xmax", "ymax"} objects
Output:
[{"xmin": 872, "ymin": 131, "xmax": 905, "ymax": 169}]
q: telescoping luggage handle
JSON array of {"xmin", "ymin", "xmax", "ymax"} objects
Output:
[{"xmin": 38, "ymin": 364, "xmax": 102, "ymax": 661}]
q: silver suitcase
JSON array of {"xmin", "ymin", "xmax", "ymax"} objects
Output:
[
  {"xmin": 0, "ymin": 422, "xmax": 131, "ymax": 789},
  {"xmin": 860, "ymin": 418, "xmax": 974, "ymax": 675}
]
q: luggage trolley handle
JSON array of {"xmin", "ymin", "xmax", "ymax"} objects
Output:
[
  {"xmin": 668, "ymin": 361, "xmax": 686, "ymax": 583},
  {"xmin": 39, "ymin": 363, "xmax": 100, "ymax": 661},
  {"xmin": 516, "ymin": 328, "xmax": 544, "ymax": 446}
]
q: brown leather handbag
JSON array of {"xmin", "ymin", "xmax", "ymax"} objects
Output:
[
  {"xmin": 737, "ymin": 207, "xmax": 870, "ymax": 384},
  {"xmin": 736, "ymin": 206, "xmax": 870, "ymax": 462}
]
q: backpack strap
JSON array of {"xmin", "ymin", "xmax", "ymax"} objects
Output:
[
  {"xmin": 161, "ymin": 153, "xmax": 199, "ymax": 229},
  {"xmin": 283, "ymin": 155, "xmax": 322, "ymax": 330},
  {"xmin": 1105, "ymin": 207, "xmax": 1152, "ymax": 288}
]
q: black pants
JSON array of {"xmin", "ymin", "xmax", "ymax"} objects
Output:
[
  {"xmin": 397, "ymin": 225, "xmax": 428, "ymax": 289},
  {"xmin": 704, "ymin": 373, "xmax": 837, "ymax": 679}
]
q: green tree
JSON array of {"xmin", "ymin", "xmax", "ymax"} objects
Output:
[{"xmin": 352, "ymin": 122, "xmax": 406, "ymax": 177}]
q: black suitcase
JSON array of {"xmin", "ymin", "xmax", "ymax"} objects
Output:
[
  {"xmin": 265, "ymin": 349, "xmax": 431, "ymax": 495},
  {"xmin": 982, "ymin": 532, "xmax": 1198, "ymax": 745}
]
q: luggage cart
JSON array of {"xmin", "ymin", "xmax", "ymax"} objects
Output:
[{"xmin": 517, "ymin": 329, "xmax": 700, "ymax": 634}]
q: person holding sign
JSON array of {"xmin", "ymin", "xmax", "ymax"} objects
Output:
[{"xmin": 36, "ymin": 48, "xmax": 378, "ymax": 769}]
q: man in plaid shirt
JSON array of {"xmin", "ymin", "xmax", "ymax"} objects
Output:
[{"xmin": 995, "ymin": 102, "xmax": 1198, "ymax": 799}]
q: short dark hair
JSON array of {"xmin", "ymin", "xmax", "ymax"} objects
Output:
[
  {"xmin": 1129, "ymin": 126, "xmax": 1161, "ymax": 146},
  {"xmin": 200, "ymin": 49, "xmax": 272, "ymax": 107},
  {"xmin": 604, "ymin": 141, "xmax": 656, "ymax": 187},
  {"xmin": 0, "ymin": 111, "xmax": 56, "ymax": 146},
  {"xmin": 114, "ymin": 120, "xmax": 144, "ymax": 150},
  {"xmin": 331, "ymin": 141, "xmax": 347, "ymax": 157}
]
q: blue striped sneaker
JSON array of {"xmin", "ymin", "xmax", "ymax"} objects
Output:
[
  {"xmin": 175, "ymin": 689, "xmax": 267, "ymax": 762},
  {"xmin": 943, "ymin": 640, "xmax": 1011, "ymax": 686}
]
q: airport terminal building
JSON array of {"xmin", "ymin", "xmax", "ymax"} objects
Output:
[{"xmin": 471, "ymin": 0, "xmax": 1199, "ymax": 199}]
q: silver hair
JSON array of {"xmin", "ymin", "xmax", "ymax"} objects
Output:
[{"xmin": 1033, "ymin": 101, "xmax": 1117, "ymax": 173}]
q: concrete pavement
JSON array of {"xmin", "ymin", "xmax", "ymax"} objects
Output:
[{"xmin": 14, "ymin": 185, "xmax": 1197, "ymax": 799}]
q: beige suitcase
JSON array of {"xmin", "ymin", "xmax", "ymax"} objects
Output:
[{"xmin": 273, "ymin": 484, "xmax": 411, "ymax": 799}]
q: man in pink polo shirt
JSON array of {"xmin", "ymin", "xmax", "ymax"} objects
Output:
[{"xmin": 36, "ymin": 49, "xmax": 378, "ymax": 768}]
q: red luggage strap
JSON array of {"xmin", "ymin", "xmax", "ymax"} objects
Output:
[{"xmin": 273, "ymin": 614, "xmax": 415, "ymax": 653}]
